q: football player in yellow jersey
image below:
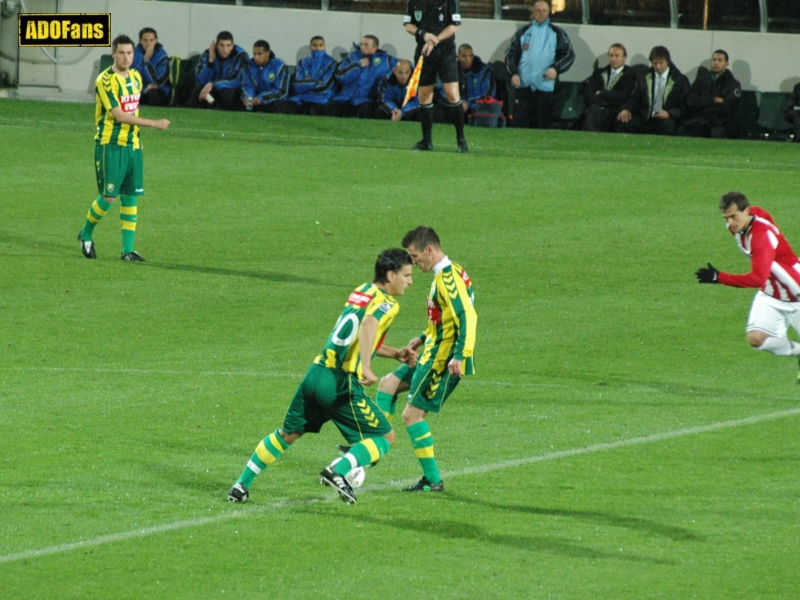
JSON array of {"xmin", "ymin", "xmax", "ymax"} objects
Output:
[
  {"xmin": 228, "ymin": 249, "xmax": 417, "ymax": 504},
  {"xmin": 397, "ymin": 226, "xmax": 477, "ymax": 492},
  {"xmin": 78, "ymin": 34, "xmax": 170, "ymax": 262}
]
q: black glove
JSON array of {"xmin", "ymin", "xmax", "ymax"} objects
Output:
[{"xmin": 695, "ymin": 262, "xmax": 720, "ymax": 283}]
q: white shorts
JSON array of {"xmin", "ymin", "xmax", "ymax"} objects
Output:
[{"xmin": 746, "ymin": 291, "xmax": 800, "ymax": 338}]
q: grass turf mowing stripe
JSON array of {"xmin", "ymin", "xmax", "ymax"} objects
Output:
[{"xmin": 1, "ymin": 405, "xmax": 798, "ymax": 565}]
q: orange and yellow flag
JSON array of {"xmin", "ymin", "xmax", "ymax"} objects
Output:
[{"xmin": 402, "ymin": 56, "xmax": 424, "ymax": 107}]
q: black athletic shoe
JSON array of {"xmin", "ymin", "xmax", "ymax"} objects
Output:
[
  {"xmin": 457, "ymin": 138, "xmax": 469, "ymax": 153},
  {"xmin": 413, "ymin": 140, "xmax": 433, "ymax": 151},
  {"xmin": 402, "ymin": 476, "xmax": 444, "ymax": 492},
  {"xmin": 227, "ymin": 483, "xmax": 249, "ymax": 503},
  {"xmin": 78, "ymin": 232, "xmax": 96, "ymax": 259},
  {"xmin": 121, "ymin": 251, "xmax": 146, "ymax": 262},
  {"xmin": 319, "ymin": 467, "xmax": 357, "ymax": 504}
]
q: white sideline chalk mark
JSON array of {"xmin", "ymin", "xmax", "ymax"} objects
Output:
[
  {"xmin": 0, "ymin": 366, "xmax": 297, "ymax": 378},
  {"xmin": 1, "ymin": 406, "xmax": 799, "ymax": 565}
]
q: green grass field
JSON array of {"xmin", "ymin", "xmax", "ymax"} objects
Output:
[{"xmin": 1, "ymin": 98, "xmax": 799, "ymax": 599}]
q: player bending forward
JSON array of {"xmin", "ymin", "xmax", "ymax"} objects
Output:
[
  {"xmin": 696, "ymin": 191, "xmax": 800, "ymax": 381},
  {"xmin": 228, "ymin": 249, "xmax": 416, "ymax": 504}
]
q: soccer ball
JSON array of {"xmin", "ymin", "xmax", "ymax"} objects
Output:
[
  {"xmin": 346, "ymin": 466, "xmax": 366, "ymax": 488},
  {"xmin": 330, "ymin": 458, "xmax": 367, "ymax": 489}
]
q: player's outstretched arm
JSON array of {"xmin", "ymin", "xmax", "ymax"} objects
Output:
[{"xmin": 111, "ymin": 106, "xmax": 170, "ymax": 130}]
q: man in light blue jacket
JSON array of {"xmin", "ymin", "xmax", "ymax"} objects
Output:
[{"xmin": 505, "ymin": 1, "xmax": 574, "ymax": 129}]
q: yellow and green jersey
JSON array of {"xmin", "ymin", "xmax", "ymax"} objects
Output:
[
  {"xmin": 314, "ymin": 283, "xmax": 400, "ymax": 379},
  {"xmin": 95, "ymin": 66, "xmax": 143, "ymax": 148},
  {"xmin": 419, "ymin": 257, "xmax": 477, "ymax": 374}
]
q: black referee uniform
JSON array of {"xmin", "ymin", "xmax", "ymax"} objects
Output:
[{"xmin": 404, "ymin": 0, "xmax": 468, "ymax": 152}]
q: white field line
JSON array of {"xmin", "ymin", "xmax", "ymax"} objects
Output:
[
  {"xmin": 0, "ymin": 366, "xmax": 297, "ymax": 378},
  {"xmin": 1, "ymin": 405, "xmax": 798, "ymax": 565}
]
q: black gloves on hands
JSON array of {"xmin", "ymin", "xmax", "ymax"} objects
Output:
[{"xmin": 695, "ymin": 262, "xmax": 720, "ymax": 284}]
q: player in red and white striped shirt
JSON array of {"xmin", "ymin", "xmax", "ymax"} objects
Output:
[{"xmin": 696, "ymin": 191, "xmax": 800, "ymax": 381}]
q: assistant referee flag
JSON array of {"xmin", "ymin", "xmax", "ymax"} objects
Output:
[{"xmin": 403, "ymin": 56, "xmax": 424, "ymax": 107}]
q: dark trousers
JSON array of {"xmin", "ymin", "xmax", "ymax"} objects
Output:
[
  {"xmin": 187, "ymin": 85, "xmax": 241, "ymax": 111},
  {"xmin": 676, "ymin": 117, "xmax": 736, "ymax": 139},
  {"xmin": 254, "ymin": 100, "xmax": 297, "ymax": 114},
  {"xmin": 296, "ymin": 102, "xmax": 329, "ymax": 116},
  {"xmin": 326, "ymin": 101, "xmax": 376, "ymax": 119},
  {"xmin": 511, "ymin": 88, "xmax": 555, "ymax": 129},
  {"xmin": 790, "ymin": 112, "xmax": 800, "ymax": 142},
  {"xmin": 615, "ymin": 115, "xmax": 678, "ymax": 136},
  {"xmin": 141, "ymin": 87, "xmax": 169, "ymax": 107},
  {"xmin": 584, "ymin": 105, "xmax": 618, "ymax": 132}
]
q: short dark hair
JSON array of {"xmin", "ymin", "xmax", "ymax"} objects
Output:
[
  {"xmin": 138, "ymin": 27, "xmax": 157, "ymax": 41},
  {"xmin": 112, "ymin": 35, "xmax": 135, "ymax": 52},
  {"xmin": 649, "ymin": 46, "xmax": 670, "ymax": 62},
  {"xmin": 402, "ymin": 226, "xmax": 441, "ymax": 251},
  {"xmin": 374, "ymin": 249, "xmax": 412, "ymax": 284},
  {"xmin": 713, "ymin": 49, "xmax": 729, "ymax": 62},
  {"xmin": 310, "ymin": 35, "xmax": 324, "ymax": 45},
  {"xmin": 253, "ymin": 39, "xmax": 270, "ymax": 52},
  {"xmin": 217, "ymin": 31, "xmax": 234, "ymax": 43},
  {"xmin": 720, "ymin": 191, "xmax": 749, "ymax": 212},
  {"xmin": 363, "ymin": 34, "xmax": 379, "ymax": 48},
  {"xmin": 458, "ymin": 43, "xmax": 473, "ymax": 53},
  {"xmin": 609, "ymin": 43, "xmax": 627, "ymax": 57}
]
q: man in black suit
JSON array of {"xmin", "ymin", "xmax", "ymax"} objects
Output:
[{"xmin": 677, "ymin": 49, "xmax": 741, "ymax": 139}]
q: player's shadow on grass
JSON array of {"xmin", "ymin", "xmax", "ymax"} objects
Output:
[
  {"xmin": 441, "ymin": 492, "xmax": 707, "ymax": 543},
  {"xmin": 315, "ymin": 510, "xmax": 675, "ymax": 565},
  {"xmin": 144, "ymin": 261, "xmax": 337, "ymax": 286}
]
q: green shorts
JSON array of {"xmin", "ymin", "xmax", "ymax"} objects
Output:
[
  {"xmin": 406, "ymin": 361, "xmax": 461, "ymax": 414},
  {"xmin": 283, "ymin": 364, "xmax": 392, "ymax": 444},
  {"xmin": 95, "ymin": 143, "xmax": 144, "ymax": 198}
]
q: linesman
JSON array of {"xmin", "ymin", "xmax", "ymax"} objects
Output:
[{"xmin": 404, "ymin": 0, "xmax": 469, "ymax": 153}]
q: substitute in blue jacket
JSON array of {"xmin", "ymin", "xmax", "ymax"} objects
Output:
[
  {"xmin": 290, "ymin": 36, "xmax": 338, "ymax": 116},
  {"xmin": 457, "ymin": 44, "xmax": 495, "ymax": 117},
  {"xmin": 379, "ymin": 60, "xmax": 420, "ymax": 122},
  {"xmin": 328, "ymin": 36, "xmax": 397, "ymax": 119},
  {"xmin": 241, "ymin": 40, "xmax": 294, "ymax": 114},
  {"xmin": 133, "ymin": 27, "xmax": 171, "ymax": 106},
  {"xmin": 505, "ymin": 1, "xmax": 575, "ymax": 129},
  {"xmin": 188, "ymin": 31, "xmax": 249, "ymax": 111}
]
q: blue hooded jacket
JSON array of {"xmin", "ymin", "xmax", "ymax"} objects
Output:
[
  {"xmin": 240, "ymin": 53, "xmax": 290, "ymax": 105},
  {"xmin": 133, "ymin": 42, "xmax": 171, "ymax": 97},
  {"xmin": 461, "ymin": 56, "xmax": 495, "ymax": 111},
  {"xmin": 290, "ymin": 50, "xmax": 337, "ymax": 105},
  {"xmin": 379, "ymin": 73, "xmax": 420, "ymax": 117},
  {"xmin": 333, "ymin": 43, "xmax": 397, "ymax": 106},
  {"xmin": 196, "ymin": 44, "xmax": 249, "ymax": 90}
]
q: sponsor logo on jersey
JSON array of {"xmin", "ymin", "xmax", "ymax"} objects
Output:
[
  {"xmin": 461, "ymin": 269, "xmax": 472, "ymax": 287},
  {"xmin": 427, "ymin": 298, "xmax": 441, "ymax": 324},
  {"xmin": 347, "ymin": 291, "xmax": 374, "ymax": 307},
  {"xmin": 120, "ymin": 93, "xmax": 140, "ymax": 114},
  {"xmin": 373, "ymin": 57, "xmax": 381, "ymax": 66},
  {"xmin": 414, "ymin": 10, "xmax": 422, "ymax": 20},
  {"xmin": 268, "ymin": 72, "xmax": 276, "ymax": 81}
]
